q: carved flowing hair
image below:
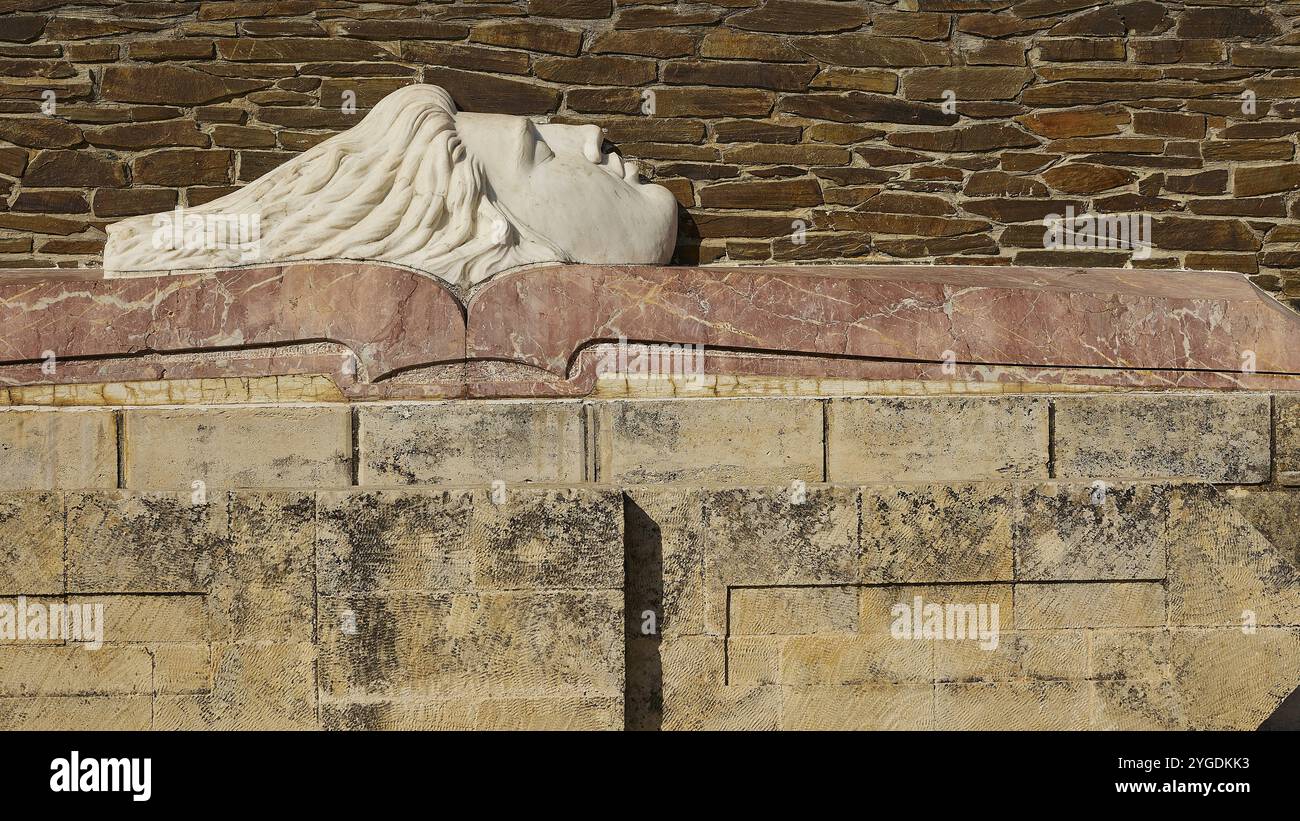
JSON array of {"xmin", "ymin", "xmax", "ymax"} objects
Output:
[{"xmin": 103, "ymin": 84, "xmax": 566, "ymax": 291}]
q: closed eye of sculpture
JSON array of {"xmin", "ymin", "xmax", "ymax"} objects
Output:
[{"xmin": 102, "ymin": 84, "xmax": 679, "ymax": 293}]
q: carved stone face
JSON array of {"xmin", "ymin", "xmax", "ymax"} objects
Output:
[
  {"xmin": 101, "ymin": 84, "xmax": 679, "ymax": 291},
  {"xmin": 455, "ymin": 113, "xmax": 678, "ymax": 266}
]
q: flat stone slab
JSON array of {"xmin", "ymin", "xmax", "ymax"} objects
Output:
[{"xmin": 2, "ymin": 262, "xmax": 1299, "ymax": 398}]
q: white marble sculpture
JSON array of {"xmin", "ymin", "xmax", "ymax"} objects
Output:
[{"xmin": 102, "ymin": 84, "xmax": 678, "ymax": 290}]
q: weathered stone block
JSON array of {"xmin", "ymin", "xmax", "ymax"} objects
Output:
[
  {"xmin": 625, "ymin": 487, "xmax": 707, "ymax": 638},
  {"xmin": 781, "ymin": 684, "xmax": 934, "ymax": 730},
  {"xmin": 215, "ymin": 492, "xmax": 315, "ymax": 642},
  {"xmin": 728, "ymin": 635, "xmax": 783, "ymax": 685},
  {"xmin": 0, "ymin": 410, "xmax": 116, "ymax": 490},
  {"xmin": 318, "ymin": 591, "xmax": 623, "ymax": 700},
  {"xmin": 0, "ymin": 646, "xmax": 152, "ymax": 696},
  {"xmin": 1165, "ymin": 486, "xmax": 1300, "ymax": 627},
  {"xmin": 0, "ymin": 492, "xmax": 63, "ymax": 595},
  {"xmin": 1089, "ymin": 628, "xmax": 1171, "ymax": 682},
  {"xmin": 1016, "ymin": 581, "xmax": 1165, "ymax": 629},
  {"xmin": 0, "ymin": 695, "xmax": 153, "ymax": 730},
  {"xmin": 594, "ymin": 399, "xmax": 822, "ymax": 483},
  {"xmin": 827, "ymin": 397, "xmax": 1048, "ymax": 481},
  {"xmin": 861, "ymin": 483, "xmax": 1014, "ymax": 583},
  {"xmin": 780, "ymin": 633, "xmax": 934, "ymax": 685},
  {"xmin": 153, "ymin": 643, "xmax": 212, "ymax": 694},
  {"xmin": 469, "ymin": 487, "xmax": 622, "ymax": 590},
  {"xmin": 1276, "ymin": 394, "xmax": 1300, "ymax": 485},
  {"xmin": 729, "ymin": 585, "xmax": 858, "ymax": 635},
  {"xmin": 357, "ymin": 401, "xmax": 585, "ymax": 485},
  {"xmin": 122, "ymin": 407, "xmax": 350, "ymax": 489},
  {"xmin": 1014, "ymin": 482, "xmax": 1172, "ymax": 580},
  {"xmin": 1171, "ymin": 628, "xmax": 1300, "ymax": 730},
  {"xmin": 318, "ymin": 489, "xmax": 475, "ymax": 594},
  {"xmin": 154, "ymin": 642, "xmax": 316, "ymax": 730},
  {"xmin": 1052, "ymin": 395, "xmax": 1269, "ymax": 482},
  {"xmin": 701, "ymin": 486, "xmax": 859, "ymax": 632},
  {"xmin": 935, "ymin": 681, "xmax": 1092, "ymax": 730},
  {"xmin": 1093, "ymin": 679, "xmax": 1183, "ymax": 730},
  {"xmin": 933, "ymin": 630, "xmax": 1088, "ymax": 683},
  {"xmin": 860, "ymin": 583, "xmax": 1016, "ymax": 635},
  {"xmin": 321, "ymin": 696, "xmax": 622, "ymax": 731},
  {"xmin": 66, "ymin": 491, "xmax": 228, "ymax": 593},
  {"xmin": 75, "ymin": 594, "xmax": 207, "ymax": 644}
]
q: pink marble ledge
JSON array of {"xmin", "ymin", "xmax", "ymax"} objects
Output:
[{"xmin": 1, "ymin": 262, "xmax": 1298, "ymax": 399}]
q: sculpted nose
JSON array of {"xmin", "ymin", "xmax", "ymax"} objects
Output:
[{"xmin": 579, "ymin": 124, "xmax": 604, "ymax": 163}]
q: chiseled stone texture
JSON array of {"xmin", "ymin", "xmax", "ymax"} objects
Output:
[
  {"xmin": 0, "ymin": 410, "xmax": 116, "ymax": 490},
  {"xmin": 636, "ymin": 482, "xmax": 1299, "ymax": 731},
  {"xmin": 861, "ymin": 483, "xmax": 1014, "ymax": 583},
  {"xmin": 0, "ymin": 492, "xmax": 63, "ymax": 595},
  {"xmin": 122, "ymin": 406, "xmax": 351, "ymax": 489},
  {"xmin": 1014, "ymin": 482, "xmax": 1172, "ymax": 580},
  {"xmin": 1276, "ymin": 394, "xmax": 1300, "ymax": 485},
  {"xmin": 1052, "ymin": 394, "xmax": 1270, "ymax": 483},
  {"xmin": 827, "ymin": 397, "xmax": 1048, "ymax": 482},
  {"xmin": 3, "ymin": 486, "xmax": 625, "ymax": 729},
  {"xmin": 594, "ymin": 398, "xmax": 822, "ymax": 483},
  {"xmin": 357, "ymin": 401, "xmax": 585, "ymax": 485}
]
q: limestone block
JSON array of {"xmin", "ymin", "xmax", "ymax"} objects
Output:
[
  {"xmin": 663, "ymin": 684, "xmax": 782, "ymax": 731},
  {"xmin": 729, "ymin": 585, "xmax": 858, "ymax": 635},
  {"xmin": 0, "ymin": 695, "xmax": 153, "ymax": 730},
  {"xmin": 827, "ymin": 397, "xmax": 1048, "ymax": 481},
  {"xmin": 657, "ymin": 634, "xmax": 780, "ymax": 730},
  {"xmin": 624, "ymin": 487, "xmax": 708, "ymax": 638},
  {"xmin": 1016, "ymin": 582, "xmax": 1165, "ymax": 629},
  {"xmin": 0, "ymin": 596, "xmax": 66, "ymax": 646},
  {"xmin": 357, "ymin": 401, "xmax": 585, "ymax": 485},
  {"xmin": 701, "ymin": 486, "xmax": 859, "ymax": 632},
  {"xmin": 1226, "ymin": 487, "xmax": 1300, "ymax": 564},
  {"xmin": 1014, "ymin": 482, "xmax": 1172, "ymax": 580},
  {"xmin": 781, "ymin": 684, "xmax": 934, "ymax": 730},
  {"xmin": 318, "ymin": 591, "xmax": 623, "ymax": 700},
  {"xmin": 215, "ymin": 492, "xmax": 315, "ymax": 642},
  {"xmin": 781, "ymin": 633, "xmax": 934, "ymax": 685},
  {"xmin": 1052, "ymin": 394, "xmax": 1269, "ymax": 482},
  {"xmin": 624, "ymin": 636, "xmax": 662, "ymax": 731},
  {"xmin": 0, "ymin": 410, "xmax": 116, "ymax": 490},
  {"xmin": 152, "ymin": 644, "xmax": 213, "ymax": 694},
  {"xmin": 934, "ymin": 681, "xmax": 1092, "ymax": 730},
  {"xmin": 66, "ymin": 491, "xmax": 229, "ymax": 593},
  {"xmin": 1089, "ymin": 628, "xmax": 1171, "ymax": 682},
  {"xmin": 318, "ymin": 489, "xmax": 476, "ymax": 595},
  {"xmin": 0, "ymin": 492, "xmax": 63, "ymax": 595},
  {"xmin": 1171, "ymin": 628, "xmax": 1300, "ymax": 730},
  {"xmin": 728, "ymin": 635, "xmax": 784, "ymax": 686},
  {"xmin": 1092, "ymin": 680, "xmax": 1184, "ymax": 730},
  {"xmin": 861, "ymin": 483, "xmax": 1014, "ymax": 583},
  {"xmin": 154, "ymin": 642, "xmax": 317, "ymax": 730},
  {"xmin": 1275, "ymin": 393, "xmax": 1300, "ymax": 485},
  {"xmin": 469, "ymin": 487, "xmax": 623, "ymax": 590},
  {"xmin": 1165, "ymin": 485, "xmax": 1300, "ymax": 627},
  {"xmin": 859, "ymin": 583, "xmax": 1015, "ymax": 635},
  {"xmin": 0, "ymin": 646, "xmax": 152, "ymax": 697},
  {"xmin": 122, "ymin": 406, "xmax": 351, "ymax": 489},
  {"xmin": 70, "ymin": 594, "xmax": 208, "ymax": 644},
  {"xmin": 594, "ymin": 398, "xmax": 822, "ymax": 483},
  {"xmin": 321, "ymin": 697, "xmax": 622, "ymax": 731},
  {"xmin": 933, "ymin": 630, "xmax": 1088, "ymax": 683}
]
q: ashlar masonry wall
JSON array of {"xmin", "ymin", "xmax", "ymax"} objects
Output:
[{"xmin": 0, "ymin": 391, "xmax": 1297, "ymax": 730}]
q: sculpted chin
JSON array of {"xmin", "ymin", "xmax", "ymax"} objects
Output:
[{"xmin": 102, "ymin": 84, "xmax": 679, "ymax": 292}]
